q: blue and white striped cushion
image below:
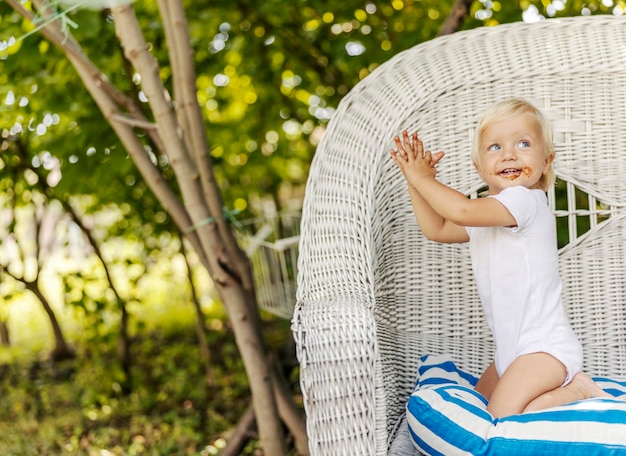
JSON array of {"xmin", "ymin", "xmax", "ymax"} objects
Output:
[{"xmin": 406, "ymin": 355, "xmax": 626, "ymax": 456}]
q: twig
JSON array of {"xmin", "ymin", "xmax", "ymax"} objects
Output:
[{"xmin": 111, "ymin": 113, "xmax": 158, "ymax": 130}]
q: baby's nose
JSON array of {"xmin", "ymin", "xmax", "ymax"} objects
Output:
[{"xmin": 501, "ymin": 147, "xmax": 517, "ymax": 159}]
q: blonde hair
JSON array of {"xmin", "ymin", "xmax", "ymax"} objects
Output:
[{"xmin": 471, "ymin": 98, "xmax": 556, "ymax": 191}]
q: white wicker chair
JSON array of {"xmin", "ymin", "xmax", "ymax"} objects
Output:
[{"xmin": 292, "ymin": 15, "xmax": 626, "ymax": 456}]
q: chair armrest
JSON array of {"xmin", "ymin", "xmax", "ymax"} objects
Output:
[{"xmin": 292, "ymin": 297, "xmax": 388, "ymax": 456}]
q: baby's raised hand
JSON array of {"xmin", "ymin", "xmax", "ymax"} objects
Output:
[{"xmin": 390, "ymin": 131, "xmax": 444, "ymax": 186}]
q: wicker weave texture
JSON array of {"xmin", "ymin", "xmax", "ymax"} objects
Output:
[{"xmin": 293, "ymin": 15, "xmax": 626, "ymax": 456}]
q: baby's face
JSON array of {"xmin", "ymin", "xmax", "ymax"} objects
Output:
[{"xmin": 475, "ymin": 112, "xmax": 553, "ymax": 195}]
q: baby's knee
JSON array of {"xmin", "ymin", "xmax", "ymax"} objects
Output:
[
  {"xmin": 487, "ymin": 400, "xmax": 525, "ymax": 418},
  {"xmin": 522, "ymin": 394, "xmax": 555, "ymax": 413}
]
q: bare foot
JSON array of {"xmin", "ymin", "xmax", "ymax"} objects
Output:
[{"xmin": 570, "ymin": 372, "xmax": 613, "ymax": 399}]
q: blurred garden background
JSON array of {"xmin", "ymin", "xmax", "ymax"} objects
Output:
[{"xmin": 0, "ymin": 0, "xmax": 623, "ymax": 454}]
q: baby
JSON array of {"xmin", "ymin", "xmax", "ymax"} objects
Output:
[{"xmin": 390, "ymin": 98, "xmax": 611, "ymax": 418}]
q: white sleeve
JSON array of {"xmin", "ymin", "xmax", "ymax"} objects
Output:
[{"xmin": 490, "ymin": 187, "xmax": 537, "ymax": 232}]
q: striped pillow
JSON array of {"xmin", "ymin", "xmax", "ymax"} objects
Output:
[{"xmin": 406, "ymin": 355, "xmax": 626, "ymax": 456}]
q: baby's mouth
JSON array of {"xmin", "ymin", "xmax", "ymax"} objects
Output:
[{"xmin": 499, "ymin": 168, "xmax": 522, "ymax": 179}]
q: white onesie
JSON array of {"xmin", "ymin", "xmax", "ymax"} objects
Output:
[{"xmin": 466, "ymin": 186, "xmax": 582, "ymax": 384}]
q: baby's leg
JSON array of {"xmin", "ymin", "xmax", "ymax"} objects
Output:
[
  {"xmin": 523, "ymin": 371, "xmax": 613, "ymax": 413},
  {"xmin": 569, "ymin": 372, "xmax": 614, "ymax": 399},
  {"xmin": 474, "ymin": 361, "xmax": 498, "ymax": 401},
  {"xmin": 486, "ymin": 352, "xmax": 566, "ymax": 418}
]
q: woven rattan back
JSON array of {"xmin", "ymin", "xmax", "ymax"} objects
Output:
[{"xmin": 294, "ymin": 16, "xmax": 626, "ymax": 455}]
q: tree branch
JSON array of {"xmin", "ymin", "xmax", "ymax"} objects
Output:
[
  {"xmin": 10, "ymin": 1, "xmax": 211, "ymax": 273},
  {"xmin": 110, "ymin": 113, "xmax": 157, "ymax": 130},
  {"xmin": 438, "ymin": 0, "xmax": 475, "ymax": 36},
  {"xmin": 9, "ymin": 0, "xmax": 167, "ymax": 154},
  {"xmin": 218, "ymin": 404, "xmax": 257, "ymax": 456}
]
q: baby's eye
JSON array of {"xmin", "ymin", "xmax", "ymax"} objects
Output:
[
  {"xmin": 488, "ymin": 144, "xmax": 501, "ymax": 151},
  {"xmin": 517, "ymin": 140, "xmax": 530, "ymax": 148}
]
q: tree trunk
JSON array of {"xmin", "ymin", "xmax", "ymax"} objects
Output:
[
  {"xmin": 117, "ymin": 301, "xmax": 132, "ymax": 394},
  {"xmin": 110, "ymin": 5, "xmax": 287, "ymax": 454},
  {"xmin": 0, "ymin": 267, "xmax": 9, "ymax": 346},
  {"xmin": 0, "ymin": 319, "xmax": 10, "ymax": 346},
  {"xmin": 181, "ymin": 237, "xmax": 214, "ymax": 436},
  {"xmin": 67, "ymin": 205, "xmax": 133, "ymax": 393},
  {"xmin": 271, "ymin": 355, "xmax": 309, "ymax": 455},
  {"xmin": 25, "ymin": 281, "xmax": 74, "ymax": 361},
  {"xmin": 13, "ymin": 134, "xmax": 134, "ymax": 390}
]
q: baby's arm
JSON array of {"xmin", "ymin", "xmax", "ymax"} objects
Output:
[
  {"xmin": 391, "ymin": 131, "xmax": 468, "ymax": 243},
  {"xmin": 406, "ymin": 180, "xmax": 469, "ymax": 243},
  {"xmin": 391, "ymin": 131, "xmax": 516, "ymax": 237}
]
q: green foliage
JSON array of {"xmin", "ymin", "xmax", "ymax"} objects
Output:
[
  {"xmin": 2, "ymin": 0, "xmax": 620, "ymax": 217},
  {"xmin": 0, "ymin": 323, "xmax": 258, "ymax": 455},
  {"xmin": 0, "ymin": 2, "xmax": 175, "ymax": 241}
]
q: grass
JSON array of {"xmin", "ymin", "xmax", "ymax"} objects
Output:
[
  {"xmin": 0, "ymin": 297, "xmax": 295, "ymax": 455},
  {"xmin": 0, "ymin": 242, "xmax": 300, "ymax": 454}
]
